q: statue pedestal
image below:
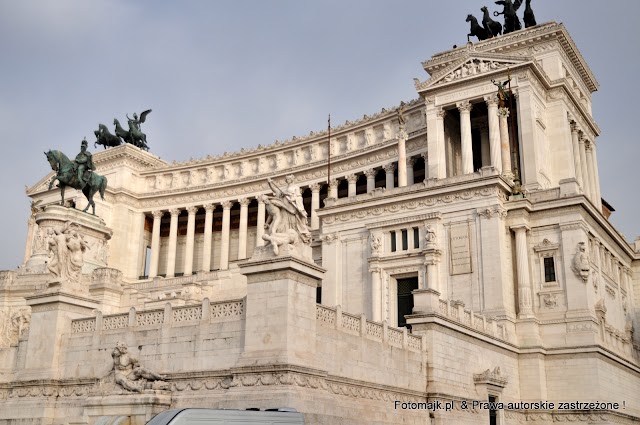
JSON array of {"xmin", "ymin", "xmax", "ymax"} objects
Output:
[
  {"xmin": 25, "ymin": 205, "xmax": 113, "ymax": 275},
  {"xmin": 236, "ymin": 253, "xmax": 325, "ymax": 368},
  {"xmin": 20, "ymin": 288, "xmax": 99, "ymax": 380}
]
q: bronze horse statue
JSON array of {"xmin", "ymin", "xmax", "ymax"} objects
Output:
[
  {"xmin": 466, "ymin": 14, "xmax": 490, "ymax": 42},
  {"xmin": 94, "ymin": 124, "xmax": 123, "ymax": 149},
  {"xmin": 45, "ymin": 150, "xmax": 108, "ymax": 215},
  {"xmin": 495, "ymin": 0, "xmax": 523, "ymax": 34},
  {"xmin": 481, "ymin": 6, "xmax": 502, "ymax": 37},
  {"xmin": 114, "ymin": 118, "xmax": 149, "ymax": 151}
]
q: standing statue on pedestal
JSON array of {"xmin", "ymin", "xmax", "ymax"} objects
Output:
[
  {"xmin": 45, "ymin": 139, "xmax": 108, "ymax": 215},
  {"xmin": 111, "ymin": 342, "xmax": 169, "ymax": 392},
  {"xmin": 262, "ymin": 176, "xmax": 312, "ymax": 256},
  {"xmin": 492, "ymin": 77, "xmax": 511, "ymax": 108}
]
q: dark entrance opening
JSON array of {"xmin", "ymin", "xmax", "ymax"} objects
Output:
[{"xmin": 396, "ymin": 277, "xmax": 419, "ymax": 329}]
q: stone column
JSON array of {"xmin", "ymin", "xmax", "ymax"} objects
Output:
[
  {"xmin": 587, "ymin": 141, "xmax": 602, "ymax": 210},
  {"xmin": 365, "ymin": 169, "xmax": 376, "ymax": 192},
  {"xmin": 370, "ymin": 266, "xmax": 382, "ymax": 322},
  {"xmin": 183, "ymin": 206, "xmax": 198, "ymax": 276},
  {"xmin": 238, "ymin": 198, "xmax": 250, "ymax": 260},
  {"xmin": 421, "ymin": 152, "xmax": 428, "ymax": 180},
  {"xmin": 384, "ymin": 163, "xmax": 396, "ymax": 189},
  {"xmin": 406, "ymin": 158, "xmax": 415, "ymax": 185},
  {"xmin": 425, "ymin": 259, "xmax": 438, "ymax": 291},
  {"xmin": 457, "ymin": 101, "xmax": 474, "ymax": 175},
  {"xmin": 220, "ymin": 201, "xmax": 232, "ymax": 270},
  {"xmin": 329, "ymin": 178, "xmax": 338, "ymax": 199},
  {"xmin": 23, "ymin": 217, "xmax": 36, "ymax": 264},
  {"xmin": 435, "ymin": 108, "xmax": 447, "ymax": 178},
  {"xmin": 346, "ymin": 174, "xmax": 358, "ymax": 197},
  {"xmin": 310, "ymin": 184, "xmax": 320, "ymax": 230},
  {"xmin": 201, "ymin": 204, "xmax": 214, "ymax": 272},
  {"xmin": 485, "ymin": 96, "xmax": 502, "ymax": 173},
  {"xmin": 512, "ymin": 225, "xmax": 533, "ymax": 318},
  {"xmin": 498, "ymin": 108, "xmax": 512, "ymax": 177},
  {"xmin": 149, "ymin": 210, "xmax": 163, "ymax": 278},
  {"xmin": 480, "ymin": 125, "xmax": 490, "ymax": 168},
  {"xmin": 578, "ymin": 133, "xmax": 591, "ymax": 200},
  {"xmin": 166, "ymin": 208, "xmax": 180, "ymax": 278},
  {"xmin": 256, "ymin": 196, "xmax": 266, "ymax": 247},
  {"xmin": 397, "ymin": 129, "xmax": 408, "ymax": 187},
  {"xmin": 570, "ymin": 122, "xmax": 583, "ymax": 190}
]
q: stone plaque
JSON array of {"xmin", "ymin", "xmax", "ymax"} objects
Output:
[{"xmin": 449, "ymin": 223, "xmax": 472, "ymax": 275}]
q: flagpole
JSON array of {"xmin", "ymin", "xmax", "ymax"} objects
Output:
[{"xmin": 327, "ymin": 114, "xmax": 331, "ymax": 186}]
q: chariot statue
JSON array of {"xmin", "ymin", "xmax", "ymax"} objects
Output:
[{"xmin": 94, "ymin": 109, "xmax": 152, "ymax": 151}]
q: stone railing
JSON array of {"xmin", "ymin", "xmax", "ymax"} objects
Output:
[
  {"xmin": 316, "ymin": 304, "xmax": 425, "ymax": 353},
  {"xmin": 434, "ymin": 298, "xmax": 507, "ymax": 341},
  {"xmin": 132, "ymin": 271, "xmax": 221, "ymax": 291},
  {"xmin": 71, "ymin": 298, "xmax": 244, "ymax": 334}
]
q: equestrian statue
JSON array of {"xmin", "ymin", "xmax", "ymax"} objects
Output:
[{"xmin": 45, "ymin": 139, "xmax": 108, "ymax": 215}]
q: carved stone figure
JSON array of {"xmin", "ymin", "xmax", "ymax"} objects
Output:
[
  {"xmin": 425, "ymin": 225, "xmax": 437, "ymax": 247},
  {"xmin": 112, "ymin": 342, "xmax": 168, "ymax": 392},
  {"xmin": 370, "ymin": 234, "xmax": 382, "ymax": 255},
  {"xmin": 0, "ymin": 309, "xmax": 30, "ymax": 348},
  {"xmin": 46, "ymin": 221, "xmax": 89, "ymax": 282},
  {"xmin": 45, "ymin": 149, "xmax": 108, "ymax": 215},
  {"xmin": 262, "ymin": 176, "xmax": 312, "ymax": 256},
  {"xmin": 494, "ymin": 0, "xmax": 523, "ymax": 34},
  {"xmin": 571, "ymin": 242, "xmax": 590, "ymax": 283}
]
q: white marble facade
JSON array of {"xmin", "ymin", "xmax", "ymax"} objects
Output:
[{"xmin": 1, "ymin": 22, "xmax": 639, "ymax": 425}]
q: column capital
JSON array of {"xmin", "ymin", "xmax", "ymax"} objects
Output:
[
  {"xmin": 421, "ymin": 152, "xmax": 428, "ymax": 160},
  {"xmin": 346, "ymin": 173, "xmax": 358, "ymax": 183},
  {"xmin": 186, "ymin": 206, "xmax": 198, "ymax": 215},
  {"xmin": 365, "ymin": 169, "xmax": 377, "ymax": 179},
  {"xmin": 497, "ymin": 107, "xmax": 510, "ymax": 118},
  {"xmin": 204, "ymin": 203, "xmax": 216, "ymax": 212},
  {"xmin": 570, "ymin": 121, "xmax": 579, "ymax": 134},
  {"xmin": 238, "ymin": 197, "xmax": 251, "ymax": 207},
  {"xmin": 383, "ymin": 163, "xmax": 396, "ymax": 173},
  {"xmin": 152, "ymin": 210, "xmax": 164, "ymax": 219},
  {"xmin": 578, "ymin": 131, "xmax": 586, "ymax": 143},
  {"xmin": 329, "ymin": 178, "xmax": 338, "ymax": 187},
  {"xmin": 456, "ymin": 100, "xmax": 472, "ymax": 113},
  {"xmin": 221, "ymin": 200, "xmax": 234, "ymax": 210},
  {"xmin": 484, "ymin": 95, "xmax": 499, "ymax": 106},
  {"xmin": 256, "ymin": 195, "xmax": 265, "ymax": 204},
  {"xmin": 585, "ymin": 140, "xmax": 594, "ymax": 151},
  {"xmin": 169, "ymin": 208, "xmax": 181, "ymax": 217},
  {"xmin": 310, "ymin": 182, "xmax": 322, "ymax": 192},
  {"xmin": 510, "ymin": 224, "xmax": 530, "ymax": 233},
  {"xmin": 407, "ymin": 157, "xmax": 416, "ymax": 167},
  {"xmin": 436, "ymin": 108, "xmax": 446, "ymax": 119}
]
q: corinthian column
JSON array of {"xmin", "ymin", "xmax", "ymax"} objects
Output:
[
  {"xmin": 512, "ymin": 225, "xmax": 533, "ymax": 318},
  {"xmin": 256, "ymin": 196, "xmax": 266, "ymax": 246},
  {"xmin": 183, "ymin": 206, "xmax": 198, "ymax": 276},
  {"xmin": 237, "ymin": 198, "xmax": 250, "ymax": 260},
  {"xmin": 485, "ymin": 96, "xmax": 502, "ymax": 173},
  {"xmin": 578, "ymin": 133, "xmax": 591, "ymax": 199},
  {"xmin": 590, "ymin": 140, "xmax": 602, "ymax": 211},
  {"xmin": 457, "ymin": 101, "xmax": 474, "ymax": 174},
  {"xmin": 346, "ymin": 174, "xmax": 357, "ymax": 197},
  {"xmin": 365, "ymin": 169, "xmax": 376, "ymax": 192},
  {"xmin": 220, "ymin": 201, "xmax": 233, "ymax": 270},
  {"xmin": 384, "ymin": 163, "xmax": 396, "ymax": 189},
  {"xmin": 149, "ymin": 210, "xmax": 163, "ymax": 278},
  {"xmin": 406, "ymin": 158, "xmax": 415, "ymax": 185},
  {"xmin": 329, "ymin": 178, "xmax": 338, "ymax": 198},
  {"xmin": 201, "ymin": 204, "xmax": 214, "ymax": 272},
  {"xmin": 397, "ymin": 128, "xmax": 408, "ymax": 187},
  {"xmin": 166, "ymin": 208, "xmax": 181, "ymax": 278},
  {"xmin": 498, "ymin": 107, "xmax": 512, "ymax": 176},
  {"xmin": 310, "ymin": 183, "xmax": 320, "ymax": 229},
  {"xmin": 370, "ymin": 267, "xmax": 382, "ymax": 322},
  {"xmin": 570, "ymin": 122, "xmax": 583, "ymax": 189}
]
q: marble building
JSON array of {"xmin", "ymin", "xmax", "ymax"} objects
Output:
[{"xmin": 0, "ymin": 22, "xmax": 639, "ymax": 425}]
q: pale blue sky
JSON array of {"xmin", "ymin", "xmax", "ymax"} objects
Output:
[{"xmin": 1, "ymin": 1, "xmax": 639, "ymax": 269}]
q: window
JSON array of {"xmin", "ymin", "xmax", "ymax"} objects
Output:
[
  {"xmin": 401, "ymin": 229, "xmax": 408, "ymax": 251},
  {"xmin": 390, "ymin": 231, "xmax": 397, "ymax": 252},
  {"xmin": 488, "ymin": 395, "xmax": 498, "ymax": 425},
  {"xmin": 413, "ymin": 228, "xmax": 420, "ymax": 249},
  {"xmin": 543, "ymin": 257, "xmax": 556, "ymax": 282}
]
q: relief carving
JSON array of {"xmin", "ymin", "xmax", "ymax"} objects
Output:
[
  {"xmin": 571, "ymin": 242, "xmax": 590, "ymax": 283},
  {"xmin": 46, "ymin": 221, "xmax": 89, "ymax": 283},
  {"xmin": 0, "ymin": 309, "xmax": 31, "ymax": 348},
  {"xmin": 112, "ymin": 342, "xmax": 169, "ymax": 393}
]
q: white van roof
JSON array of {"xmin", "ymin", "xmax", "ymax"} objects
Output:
[{"xmin": 146, "ymin": 408, "xmax": 305, "ymax": 425}]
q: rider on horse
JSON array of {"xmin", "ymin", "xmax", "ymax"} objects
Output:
[{"xmin": 74, "ymin": 138, "xmax": 95, "ymax": 188}]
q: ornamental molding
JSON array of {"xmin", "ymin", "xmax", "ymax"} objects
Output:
[
  {"xmin": 476, "ymin": 206, "xmax": 507, "ymax": 220},
  {"xmin": 366, "ymin": 213, "xmax": 440, "ymax": 230},
  {"xmin": 533, "ymin": 238, "xmax": 560, "ymax": 252},
  {"xmin": 320, "ymin": 233, "xmax": 340, "ymax": 245},
  {"xmin": 323, "ymin": 187, "xmax": 505, "ymax": 225},
  {"xmin": 473, "ymin": 366, "xmax": 508, "ymax": 388}
]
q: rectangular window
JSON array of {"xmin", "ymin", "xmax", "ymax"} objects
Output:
[
  {"xmin": 413, "ymin": 227, "xmax": 420, "ymax": 249},
  {"xmin": 488, "ymin": 395, "xmax": 498, "ymax": 425},
  {"xmin": 543, "ymin": 257, "xmax": 556, "ymax": 282},
  {"xmin": 401, "ymin": 229, "xmax": 408, "ymax": 251},
  {"xmin": 390, "ymin": 231, "xmax": 396, "ymax": 252}
]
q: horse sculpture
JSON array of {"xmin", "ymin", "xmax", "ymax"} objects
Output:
[
  {"xmin": 481, "ymin": 6, "xmax": 502, "ymax": 37},
  {"xmin": 45, "ymin": 150, "xmax": 108, "ymax": 215},
  {"xmin": 94, "ymin": 124, "xmax": 123, "ymax": 149},
  {"xmin": 466, "ymin": 14, "xmax": 490, "ymax": 42},
  {"xmin": 523, "ymin": 0, "xmax": 536, "ymax": 28},
  {"xmin": 114, "ymin": 119, "xmax": 149, "ymax": 151}
]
